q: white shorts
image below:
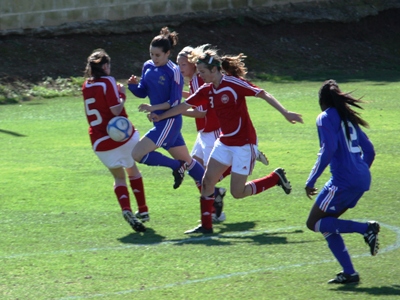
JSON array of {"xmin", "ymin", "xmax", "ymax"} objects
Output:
[
  {"xmin": 95, "ymin": 130, "xmax": 140, "ymax": 169},
  {"xmin": 210, "ymin": 139, "xmax": 257, "ymax": 175},
  {"xmin": 190, "ymin": 130, "xmax": 220, "ymax": 166}
]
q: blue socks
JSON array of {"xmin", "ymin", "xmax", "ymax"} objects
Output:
[
  {"xmin": 140, "ymin": 151, "xmax": 180, "ymax": 170},
  {"xmin": 186, "ymin": 159, "xmax": 205, "ymax": 183},
  {"xmin": 317, "ymin": 217, "xmax": 368, "ymax": 234},
  {"xmin": 325, "ymin": 233, "xmax": 356, "ymax": 275}
]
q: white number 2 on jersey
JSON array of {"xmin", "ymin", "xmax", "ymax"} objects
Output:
[
  {"xmin": 342, "ymin": 121, "xmax": 361, "ymax": 154},
  {"xmin": 85, "ymin": 98, "xmax": 102, "ymax": 126}
]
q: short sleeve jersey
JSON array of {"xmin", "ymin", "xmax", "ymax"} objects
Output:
[
  {"xmin": 186, "ymin": 75, "xmax": 262, "ymax": 146},
  {"xmin": 82, "ymin": 76, "xmax": 133, "ymax": 151},
  {"xmin": 305, "ymin": 107, "xmax": 375, "ymax": 190},
  {"xmin": 189, "ymin": 73, "xmax": 221, "ymax": 133},
  {"xmin": 128, "ymin": 60, "xmax": 184, "ymax": 115}
]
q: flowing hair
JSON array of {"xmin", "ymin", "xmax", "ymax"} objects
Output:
[
  {"xmin": 319, "ymin": 79, "xmax": 369, "ymax": 139},
  {"xmin": 189, "ymin": 44, "xmax": 247, "ymax": 78}
]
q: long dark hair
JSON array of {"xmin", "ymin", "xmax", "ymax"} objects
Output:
[{"xmin": 319, "ymin": 79, "xmax": 369, "ymax": 139}]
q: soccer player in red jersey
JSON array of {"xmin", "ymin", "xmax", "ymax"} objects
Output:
[
  {"xmin": 82, "ymin": 49, "xmax": 146, "ymax": 232},
  {"xmin": 151, "ymin": 45, "xmax": 303, "ymax": 234},
  {"xmin": 177, "ymin": 45, "xmax": 270, "ymax": 223}
]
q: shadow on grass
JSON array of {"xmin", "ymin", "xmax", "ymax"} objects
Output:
[
  {"xmin": 118, "ymin": 222, "xmax": 308, "ymax": 247},
  {"xmin": 333, "ymin": 284, "xmax": 400, "ymax": 296},
  {"xmin": 0, "ymin": 128, "xmax": 26, "ymax": 137},
  {"xmin": 118, "ymin": 227, "xmax": 166, "ymax": 244}
]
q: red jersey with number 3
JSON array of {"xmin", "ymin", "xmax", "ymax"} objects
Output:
[
  {"xmin": 186, "ymin": 75, "xmax": 262, "ymax": 146},
  {"xmin": 190, "ymin": 74, "xmax": 220, "ymax": 133},
  {"xmin": 82, "ymin": 76, "xmax": 133, "ymax": 151}
]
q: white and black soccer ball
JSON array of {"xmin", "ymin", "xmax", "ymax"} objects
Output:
[{"xmin": 106, "ymin": 116, "xmax": 133, "ymax": 142}]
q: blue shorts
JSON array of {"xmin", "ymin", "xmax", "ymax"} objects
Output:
[
  {"xmin": 316, "ymin": 182, "xmax": 365, "ymax": 213},
  {"xmin": 145, "ymin": 116, "xmax": 186, "ymax": 150}
]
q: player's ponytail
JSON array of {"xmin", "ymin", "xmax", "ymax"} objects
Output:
[
  {"xmin": 84, "ymin": 48, "xmax": 110, "ymax": 78},
  {"xmin": 151, "ymin": 27, "xmax": 178, "ymax": 53},
  {"xmin": 221, "ymin": 53, "xmax": 247, "ymax": 78}
]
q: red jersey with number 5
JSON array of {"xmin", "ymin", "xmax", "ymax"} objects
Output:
[
  {"xmin": 82, "ymin": 76, "xmax": 133, "ymax": 151},
  {"xmin": 186, "ymin": 75, "xmax": 262, "ymax": 146}
]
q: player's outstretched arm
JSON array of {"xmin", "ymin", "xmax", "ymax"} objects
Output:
[
  {"xmin": 150, "ymin": 102, "xmax": 191, "ymax": 122},
  {"xmin": 256, "ymin": 90, "xmax": 303, "ymax": 124}
]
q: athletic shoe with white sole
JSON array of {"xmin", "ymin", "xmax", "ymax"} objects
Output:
[
  {"xmin": 256, "ymin": 150, "xmax": 269, "ymax": 166},
  {"xmin": 184, "ymin": 225, "xmax": 213, "ymax": 234},
  {"xmin": 123, "ymin": 210, "xmax": 146, "ymax": 232},
  {"xmin": 274, "ymin": 168, "xmax": 292, "ymax": 194},
  {"xmin": 328, "ymin": 271, "xmax": 360, "ymax": 284},
  {"xmin": 135, "ymin": 211, "xmax": 150, "ymax": 223},
  {"xmin": 364, "ymin": 221, "xmax": 380, "ymax": 256},
  {"xmin": 212, "ymin": 211, "xmax": 226, "ymax": 223}
]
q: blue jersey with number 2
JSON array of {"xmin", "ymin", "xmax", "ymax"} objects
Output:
[{"xmin": 306, "ymin": 107, "xmax": 375, "ymax": 190}]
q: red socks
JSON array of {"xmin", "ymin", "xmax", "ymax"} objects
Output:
[
  {"xmin": 247, "ymin": 172, "xmax": 279, "ymax": 195},
  {"xmin": 114, "ymin": 185, "xmax": 131, "ymax": 211},
  {"xmin": 129, "ymin": 175, "xmax": 148, "ymax": 213},
  {"xmin": 200, "ymin": 195, "xmax": 214, "ymax": 230}
]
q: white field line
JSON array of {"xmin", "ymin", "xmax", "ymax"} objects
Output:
[
  {"xmin": 58, "ymin": 222, "xmax": 400, "ymax": 300},
  {"xmin": 30, "ymin": 222, "xmax": 400, "ymax": 300}
]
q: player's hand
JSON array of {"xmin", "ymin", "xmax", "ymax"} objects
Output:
[
  {"xmin": 117, "ymin": 83, "xmax": 126, "ymax": 95},
  {"xmin": 128, "ymin": 75, "xmax": 138, "ymax": 84},
  {"xmin": 284, "ymin": 111, "xmax": 304, "ymax": 124},
  {"xmin": 305, "ymin": 186, "xmax": 318, "ymax": 200},
  {"xmin": 149, "ymin": 112, "xmax": 161, "ymax": 122},
  {"xmin": 138, "ymin": 103, "xmax": 152, "ymax": 113}
]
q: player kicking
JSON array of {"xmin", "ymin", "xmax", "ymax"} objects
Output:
[
  {"xmin": 151, "ymin": 45, "xmax": 303, "ymax": 234},
  {"xmin": 177, "ymin": 45, "xmax": 270, "ymax": 223},
  {"xmin": 82, "ymin": 49, "xmax": 146, "ymax": 232},
  {"xmin": 305, "ymin": 79, "xmax": 378, "ymax": 284}
]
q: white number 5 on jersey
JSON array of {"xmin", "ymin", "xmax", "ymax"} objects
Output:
[{"xmin": 84, "ymin": 98, "xmax": 102, "ymax": 126}]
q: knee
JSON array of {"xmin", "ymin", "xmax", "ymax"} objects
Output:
[
  {"xmin": 230, "ymin": 190, "xmax": 245, "ymax": 199},
  {"xmin": 132, "ymin": 152, "xmax": 143, "ymax": 163},
  {"xmin": 306, "ymin": 219, "xmax": 316, "ymax": 232}
]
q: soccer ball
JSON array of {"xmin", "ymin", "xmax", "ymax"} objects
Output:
[{"xmin": 106, "ymin": 116, "xmax": 133, "ymax": 142}]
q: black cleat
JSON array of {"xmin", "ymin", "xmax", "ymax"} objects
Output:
[
  {"xmin": 184, "ymin": 225, "xmax": 213, "ymax": 234},
  {"xmin": 213, "ymin": 187, "xmax": 226, "ymax": 218},
  {"xmin": 135, "ymin": 211, "xmax": 150, "ymax": 222},
  {"xmin": 123, "ymin": 210, "xmax": 146, "ymax": 232},
  {"xmin": 274, "ymin": 168, "xmax": 292, "ymax": 194},
  {"xmin": 328, "ymin": 272, "xmax": 360, "ymax": 284},
  {"xmin": 364, "ymin": 221, "xmax": 380, "ymax": 256},
  {"xmin": 172, "ymin": 160, "xmax": 186, "ymax": 189}
]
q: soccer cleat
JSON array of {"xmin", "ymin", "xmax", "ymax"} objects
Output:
[
  {"xmin": 184, "ymin": 225, "xmax": 213, "ymax": 234},
  {"xmin": 364, "ymin": 221, "xmax": 380, "ymax": 256},
  {"xmin": 328, "ymin": 272, "xmax": 360, "ymax": 284},
  {"xmin": 172, "ymin": 160, "xmax": 186, "ymax": 189},
  {"xmin": 214, "ymin": 187, "xmax": 226, "ymax": 218},
  {"xmin": 212, "ymin": 211, "xmax": 226, "ymax": 223},
  {"xmin": 256, "ymin": 150, "xmax": 269, "ymax": 166},
  {"xmin": 135, "ymin": 211, "xmax": 150, "ymax": 223},
  {"xmin": 274, "ymin": 168, "xmax": 292, "ymax": 194},
  {"xmin": 123, "ymin": 210, "xmax": 146, "ymax": 232}
]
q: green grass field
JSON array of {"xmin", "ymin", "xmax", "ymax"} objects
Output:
[{"xmin": 1, "ymin": 79, "xmax": 399, "ymax": 299}]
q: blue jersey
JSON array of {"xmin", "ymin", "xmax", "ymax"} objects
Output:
[
  {"xmin": 306, "ymin": 107, "xmax": 375, "ymax": 190},
  {"xmin": 128, "ymin": 60, "xmax": 184, "ymax": 115}
]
